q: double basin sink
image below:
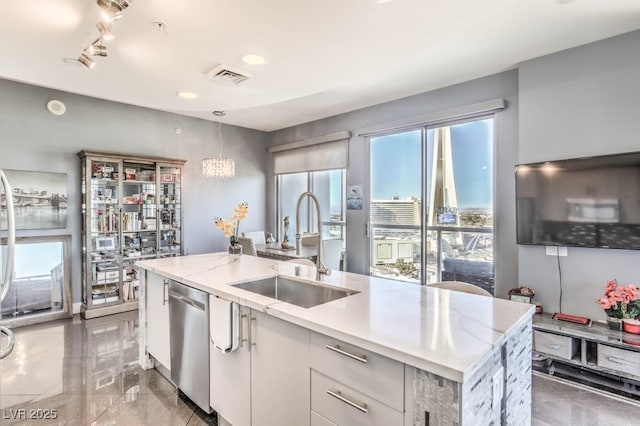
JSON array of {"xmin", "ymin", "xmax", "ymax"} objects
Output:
[{"xmin": 232, "ymin": 276, "xmax": 358, "ymax": 308}]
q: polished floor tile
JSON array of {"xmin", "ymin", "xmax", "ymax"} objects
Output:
[
  {"xmin": 2, "ymin": 311, "xmax": 640, "ymax": 425},
  {"xmin": 532, "ymin": 373, "xmax": 640, "ymax": 426},
  {"xmin": 0, "ymin": 312, "xmax": 216, "ymax": 425}
]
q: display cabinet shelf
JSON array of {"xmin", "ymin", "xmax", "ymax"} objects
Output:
[{"xmin": 79, "ymin": 150, "xmax": 185, "ymax": 319}]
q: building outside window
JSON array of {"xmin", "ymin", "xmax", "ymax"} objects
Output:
[{"xmin": 369, "ymin": 117, "xmax": 495, "ymax": 293}]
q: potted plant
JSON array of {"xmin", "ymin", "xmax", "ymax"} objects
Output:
[
  {"xmin": 596, "ymin": 279, "xmax": 640, "ymax": 333},
  {"xmin": 215, "ymin": 202, "xmax": 249, "ymax": 257}
]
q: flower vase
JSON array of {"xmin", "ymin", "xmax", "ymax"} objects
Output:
[
  {"xmin": 228, "ymin": 244, "xmax": 242, "ymax": 258},
  {"xmin": 606, "ymin": 317, "xmax": 622, "ymax": 331},
  {"xmin": 622, "ymin": 318, "xmax": 640, "ymax": 334}
]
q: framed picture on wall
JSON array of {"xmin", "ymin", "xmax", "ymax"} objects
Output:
[
  {"xmin": 0, "ymin": 169, "xmax": 68, "ymax": 230},
  {"xmin": 347, "ymin": 184, "xmax": 363, "ymax": 210}
]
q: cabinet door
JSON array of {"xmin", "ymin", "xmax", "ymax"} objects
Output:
[
  {"xmin": 87, "ymin": 156, "xmax": 122, "ymax": 307},
  {"xmin": 157, "ymin": 163, "xmax": 182, "ymax": 258},
  {"xmin": 251, "ymin": 310, "xmax": 310, "ymax": 426},
  {"xmin": 146, "ymin": 271, "xmax": 170, "ymax": 369},
  {"xmin": 210, "ymin": 304, "xmax": 251, "ymax": 426}
]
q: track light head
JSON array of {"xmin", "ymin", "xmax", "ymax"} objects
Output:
[
  {"xmin": 87, "ymin": 42, "xmax": 108, "ymax": 57},
  {"xmin": 97, "ymin": 0, "xmax": 127, "ymax": 22},
  {"xmin": 97, "ymin": 0, "xmax": 131, "ymax": 13},
  {"xmin": 78, "ymin": 53, "xmax": 95, "ymax": 69},
  {"xmin": 96, "ymin": 21, "xmax": 114, "ymax": 41}
]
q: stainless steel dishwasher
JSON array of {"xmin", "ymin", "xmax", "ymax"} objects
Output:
[{"xmin": 168, "ymin": 280, "xmax": 212, "ymax": 413}]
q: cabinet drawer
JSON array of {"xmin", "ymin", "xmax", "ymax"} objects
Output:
[
  {"xmin": 310, "ymin": 333, "xmax": 404, "ymax": 410},
  {"xmin": 311, "ymin": 370, "xmax": 403, "ymax": 426},
  {"xmin": 312, "ymin": 410, "xmax": 338, "ymax": 426},
  {"xmin": 597, "ymin": 344, "xmax": 640, "ymax": 378},
  {"xmin": 534, "ymin": 330, "xmax": 578, "ymax": 360}
]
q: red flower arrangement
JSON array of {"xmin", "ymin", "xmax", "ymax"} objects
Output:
[{"xmin": 595, "ymin": 279, "xmax": 640, "ymax": 319}]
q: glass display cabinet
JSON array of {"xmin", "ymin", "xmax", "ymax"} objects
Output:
[{"xmin": 79, "ymin": 151, "xmax": 185, "ymax": 319}]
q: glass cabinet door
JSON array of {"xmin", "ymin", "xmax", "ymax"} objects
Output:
[
  {"xmin": 88, "ymin": 157, "xmax": 122, "ymax": 307},
  {"xmin": 157, "ymin": 164, "xmax": 182, "ymax": 258},
  {"xmin": 121, "ymin": 161, "xmax": 157, "ymax": 303}
]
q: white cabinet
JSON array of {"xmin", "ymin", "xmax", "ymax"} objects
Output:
[
  {"xmin": 309, "ymin": 332, "xmax": 404, "ymax": 426},
  {"xmin": 210, "ymin": 304, "xmax": 251, "ymax": 426},
  {"xmin": 251, "ymin": 309, "xmax": 310, "ymax": 426},
  {"xmin": 209, "ymin": 306, "xmax": 310, "ymax": 426},
  {"xmin": 146, "ymin": 271, "xmax": 170, "ymax": 369},
  {"xmin": 311, "ymin": 411, "xmax": 338, "ymax": 426}
]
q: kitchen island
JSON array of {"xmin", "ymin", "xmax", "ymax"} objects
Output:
[{"xmin": 137, "ymin": 253, "xmax": 533, "ymax": 426}]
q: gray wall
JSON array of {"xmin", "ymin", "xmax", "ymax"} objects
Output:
[
  {"xmin": 518, "ymin": 30, "xmax": 640, "ymax": 319},
  {"xmin": 267, "ymin": 70, "xmax": 520, "ymax": 299},
  {"xmin": 0, "ymin": 79, "xmax": 269, "ymax": 304}
]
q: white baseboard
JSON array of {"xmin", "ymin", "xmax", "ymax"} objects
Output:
[{"xmin": 72, "ymin": 302, "xmax": 82, "ymax": 314}]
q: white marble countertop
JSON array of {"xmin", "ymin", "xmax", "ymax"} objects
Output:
[{"xmin": 137, "ymin": 253, "xmax": 534, "ymax": 382}]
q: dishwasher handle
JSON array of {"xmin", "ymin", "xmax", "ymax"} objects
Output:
[{"xmin": 168, "ymin": 291, "xmax": 206, "ymax": 311}]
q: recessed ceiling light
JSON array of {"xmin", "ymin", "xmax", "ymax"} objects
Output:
[
  {"xmin": 376, "ymin": 0, "xmax": 394, "ymax": 3},
  {"xmin": 177, "ymin": 92, "xmax": 198, "ymax": 99},
  {"xmin": 556, "ymin": 0, "xmax": 576, "ymax": 3},
  {"xmin": 242, "ymin": 54, "xmax": 266, "ymax": 65}
]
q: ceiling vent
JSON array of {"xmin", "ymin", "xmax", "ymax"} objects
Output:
[{"xmin": 206, "ymin": 64, "xmax": 250, "ymax": 85}]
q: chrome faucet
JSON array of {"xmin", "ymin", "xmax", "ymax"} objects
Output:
[{"xmin": 295, "ymin": 191, "xmax": 330, "ymax": 279}]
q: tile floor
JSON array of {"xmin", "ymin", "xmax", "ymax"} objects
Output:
[{"xmin": 0, "ymin": 311, "xmax": 639, "ymax": 425}]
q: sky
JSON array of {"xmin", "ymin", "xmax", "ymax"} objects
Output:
[{"xmin": 370, "ymin": 118, "xmax": 494, "ymax": 209}]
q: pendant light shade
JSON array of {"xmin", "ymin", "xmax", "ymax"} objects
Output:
[
  {"xmin": 202, "ymin": 116, "xmax": 235, "ymax": 179},
  {"xmin": 202, "ymin": 156, "xmax": 235, "ymax": 179}
]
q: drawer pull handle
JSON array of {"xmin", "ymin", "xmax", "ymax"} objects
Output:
[
  {"xmin": 163, "ymin": 279, "xmax": 169, "ymax": 306},
  {"xmin": 326, "ymin": 389, "xmax": 368, "ymax": 414},
  {"xmin": 326, "ymin": 344, "xmax": 368, "ymax": 364},
  {"xmin": 606, "ymin": 355, "xmax": 636, "ymax": 365},
  {"xmin": 546, "ymin": 344, "xmax": 561, "ymax": 350}
]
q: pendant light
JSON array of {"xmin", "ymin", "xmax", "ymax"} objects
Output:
[{"xmin": 202, "ymin": 112, "xmax": 235, "ymax": 179}]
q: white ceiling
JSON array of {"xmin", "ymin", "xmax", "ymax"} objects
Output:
[{"xmin": 2, "ymin": 0, "xmax": 640, "ymax": 131}]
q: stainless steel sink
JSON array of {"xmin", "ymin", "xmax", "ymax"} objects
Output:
[{"xmin": 232, "ymin": 276, "xmax": 358, "ymax": 308}]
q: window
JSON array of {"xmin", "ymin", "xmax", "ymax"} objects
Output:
[
  {"xmin": 369, "ymin": 117, "xmax": 495, "ymax": 293},
  {"xmin": 276, "ymin": 170, "xmax": 345, "ymax": 243}
]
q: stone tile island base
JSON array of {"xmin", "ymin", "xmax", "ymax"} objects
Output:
[{"xmin": 407, "ymin": 319, "xmax": 532, "ymax": 425}]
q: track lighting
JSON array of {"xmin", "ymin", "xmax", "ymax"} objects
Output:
[
  {"xmin": 87, "ymin": 41, "xmax": 108, "ymax": 57},
  {"xmin": 76, "ymin": 0, "xmax": 132, "ymax": 69},
  {"xmin": 78, "ymin": 53, "xmax": 95, "ymax": 69},
  {"xmin": 97, "ymin": 0, "xmax": 132, "ymax": 14},
  {"xmin": 97, "ymin": 0, "xmax": 130, "ymax": 23},
  {"xmin": 96, "ymin": 21, "xmax": 114, "ymax": 41}
]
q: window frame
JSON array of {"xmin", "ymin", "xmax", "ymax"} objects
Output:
[{"xmin": 367, "ymin": 114, "xmax": 496, "ymax": 286}]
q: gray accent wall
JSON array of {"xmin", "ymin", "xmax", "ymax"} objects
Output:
[
  {"xmin": 0, "ymin": 79, "xmax": 269, "ymax": 304},
  {"xmin": 267, "ymin": 71, "xmax": 520, "ymax": 299},
  {"xmin": 518, "ymin": 30, "xmax": 640, "ymax": 319}
]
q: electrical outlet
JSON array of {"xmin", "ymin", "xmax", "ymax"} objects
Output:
[
  {"xmin": 491, "ymin": 367, "xmax": 504, "ymax": 411},
  {"xmin": 545, "ymin": 246, "xmax": 568, "ymax": 256}
]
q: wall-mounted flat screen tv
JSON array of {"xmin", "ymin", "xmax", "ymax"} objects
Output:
[{"xmin": 515, "ymin": 151, "xmax": 640, "ymax": 250}]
